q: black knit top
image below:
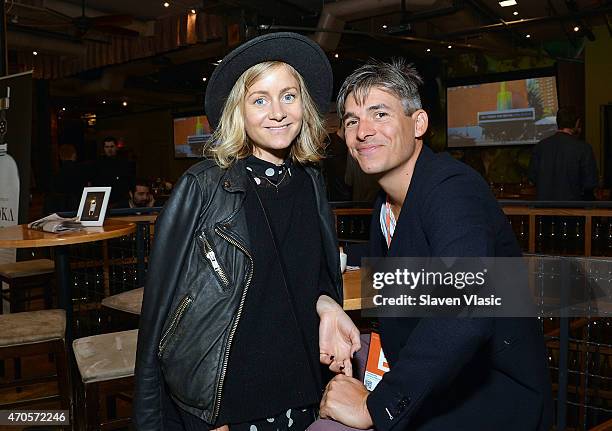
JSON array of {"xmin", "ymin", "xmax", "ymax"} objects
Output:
[{"xmin": 216, "ymin": 156, "xmax": 334, "ymax": 424}]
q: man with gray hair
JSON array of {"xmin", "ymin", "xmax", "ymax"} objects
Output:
[{"xmin": 319, "ymin": 59, "xmax": 552, "ymax": 430}]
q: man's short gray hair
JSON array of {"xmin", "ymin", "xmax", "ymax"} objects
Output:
[{"xmin": 337, "ymin": 58, "xmax": 423, "ymax": 120}]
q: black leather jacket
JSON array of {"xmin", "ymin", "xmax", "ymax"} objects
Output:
[{"xmin": 134, "ymin": 158, "xmax": 343, "ymax": 430}]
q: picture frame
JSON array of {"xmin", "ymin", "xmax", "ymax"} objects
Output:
[{"xmin": 76, "ymin": 187, "xmax": 111, "ymax": 226}]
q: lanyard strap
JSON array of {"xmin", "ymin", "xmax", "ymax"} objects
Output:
[{"xmin": 380, "ymin": 196, "xmax": 396, "ymax": 248}]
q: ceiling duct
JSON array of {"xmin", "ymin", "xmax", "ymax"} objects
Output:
[
  {"xmin": 7, "ymin": 30, "xmax": 87, "ymax": 56},
  {"xmin": 313, "ymin": 0, "xmax": 439, "ymax": 51},
  {"xmin": 40, "ymin": 0, "xmax": 155, "ymax": 36}
]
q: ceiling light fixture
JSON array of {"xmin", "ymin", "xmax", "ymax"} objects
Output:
[
  {"xmin": 426, "ymin": 48, "xmax": 431, "ymax": 52},
  {"xmin": 526, "ymin": 34, "xmax": 531, "ymax": 38},
  {"xmin": 163, "ymin": 2, "xmax": 170, "ymax": 7},
  {"xmin": 61, "ymin": 107, "xmax": 66, "ymax": 111},
  {"xmin": 32, "ymin": 51, "xmax": 38, "ymax": 56},
  {"xmin": 102, "ymin": 100, "xmax": 106, "ymax": 104},
  {"xmin": 499, "ymin": 0, "xmax": 517, "ymax": 7},
  {"xmin": 573, "ymin": 26, "xmax": 580, "ymax": 32},
  {"xmin": 447, "ymin": 44, "xmax": 452, "ymax": 49},
  {"xmin": 191, "ymin": 8, "xmax": 196, "ymax": 14},
  {"xmin": 513, "ymin": 11, "xmax": 519, "ymax": 16},
  {"xmin": 334, "ymin": 53, "xmax": 339, "ymax": 58},
  {"xmin": 122, "ymin": 101, "xmax": 128, "ymax": 106},
  {"xmin": 382, "ymin": 24, "xmax": 387, "ymax": 29},
  {"xmin": 202, "ymin": 77, "xmax": 207, "ymax": 82}
]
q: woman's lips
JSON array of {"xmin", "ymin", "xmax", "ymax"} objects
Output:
[{"xmin": 266, "ymin": 124, "xmax": 291, "ymax": 131}]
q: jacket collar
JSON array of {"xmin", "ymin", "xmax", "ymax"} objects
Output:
[{"xmin": 221, "ymin": 158, "xmax": 249, "ymax": 193}]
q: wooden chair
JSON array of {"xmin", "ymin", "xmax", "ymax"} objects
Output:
[
  {"xmin": 73, "ymin": 329, "xmax": 138, "ymax": 431},
  {"xmin": 0, "ymin": 309, "xmax": 71, "ymax": 416}
]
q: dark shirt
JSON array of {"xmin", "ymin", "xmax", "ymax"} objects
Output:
[
  {"xmin": 216, "ymin": 158, "xmax": 328, "ymax": 424},
  {"xmin": 45, "ymin": 160, "xmax": 87, "ymax": 213},
  {"xmin": 528, "ymin": 132, "xmax": 598, "ymax": 200},
  {"xmin": 93, "ymin": 156, "xmax": 135, "ymax": 205}
]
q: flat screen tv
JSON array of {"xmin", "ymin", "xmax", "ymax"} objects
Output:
[
  {"xmin": 173, "ymin": 114, "xmax": 211, "ymax": 158},
  {"xmin": 446, "ymin": 69, "xmax": 559, "ymax": 148}
]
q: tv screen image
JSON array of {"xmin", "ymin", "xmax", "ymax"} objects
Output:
[
  {"xmin": 447, "ymin": 76, "xmax": 558, "ymax": 148},
  {"xmin": 173, "ymin": 115, "xmax": 212, "ymax": 158}
]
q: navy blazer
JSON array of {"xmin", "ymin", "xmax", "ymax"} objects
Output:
[{"xmin": 366, "ymin": 146, "xmax": 553, "ymax": 431}]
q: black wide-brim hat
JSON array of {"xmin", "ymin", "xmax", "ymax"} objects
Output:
[{"xmin": 204, "ymin": 32, "xmax": 332, "ymax": 130}]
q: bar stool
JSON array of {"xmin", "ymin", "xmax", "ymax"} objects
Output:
[
  {"xmin": 101, "ymin": 288, "xmax": 143, "ymax": 331},
  {"xmin": 0, "ymin": 309, "xmax": 71, "ymax": 412},
  {"xmin": 73, "ymin": 329, "xmax": 138, "ymax": 431},
  {"xmin": 0, "ymin": 259, "xmax": 55, "ymax": 313},
  {"xmin": 101, "ymin": 287, "xmax": 143, "ymax": 316}
]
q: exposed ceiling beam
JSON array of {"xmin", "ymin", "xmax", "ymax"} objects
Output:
[
  {"xmin": 442, "ymin": 5, "xmax": 612, "ymax": 39},
  {"xmin": 263, "ymin": 24, "xmax": 536, "ymax": 55},
  {"xmin": 7, "ymin": 27, "xmax": 87, "ymax": 56}
]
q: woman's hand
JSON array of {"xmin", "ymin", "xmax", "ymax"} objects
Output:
[{"xmin": 317, "ymin": 295, "xmax": 361, "ymax": 376}]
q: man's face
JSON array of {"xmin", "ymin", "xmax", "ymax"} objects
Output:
[
  {"xmin": 103, "ymin": 141, "xmax": 117, "ymax": 157},
  {"xmin": 342, "ymin": 87, "xmax": 427, "ymax": 178},
  {"xmin": 132, "ymin": 185, "xmax": 151, "ymax": 206}
]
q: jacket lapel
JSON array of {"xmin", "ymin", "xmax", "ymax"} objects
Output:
[{"xmin": 387, "ymin": 145, "xmax": 436, "ymax": 257}]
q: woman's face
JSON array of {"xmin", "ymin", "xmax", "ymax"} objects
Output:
[{"xmin": 243, "ymin": 64, "xmax": 303, "ymax": 164}]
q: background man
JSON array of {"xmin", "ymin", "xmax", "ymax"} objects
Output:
[
  {"xmin": 93, "ymin": 136, "xmax": 135, "ymax": 206},
  {"xmin": 115, "ymin": 179, "xmax": 155, "ymax": 208},
  {"xmin": 528, "ymin": 106, "xmax": 598, "ymax": 200},
  {"xmin": 319, "ymin": 59, "xmax": 552, "ymax": 431}
]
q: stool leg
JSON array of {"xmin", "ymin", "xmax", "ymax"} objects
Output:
[
  {"xmin": 44, "ymin": 281, "xmax": 54, "ymax": 309},
  {"xmin": 14, "ymin": 357, "xmax": 22, "ymax": 391},
  {"xmin": 106, "ymin": 394, "xmax": 117, "ymax": 421},
  {"xmin": 54, "ymin": 340, "xmax": 71, "ymax": 416},
  {"xmin": 10, "ymin": 283, "xmax": 26, "ymax": 313},
  {"xmin": 84, "ymin": 382, "xmax": 100, "ymax": 431}
]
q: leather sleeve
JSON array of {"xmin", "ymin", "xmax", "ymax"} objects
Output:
[
  {"xmin": 312, "ymin": 166, "xmax": 343, "ymax": 304},
  {"xmin": 133, "ymin": 173, "xmax": 205, "ymax": 430},
  {"xmin": 366, "ymin": 172, "xmax": 495, "ymax": 431}
]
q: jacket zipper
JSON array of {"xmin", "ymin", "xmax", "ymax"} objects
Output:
[
  {"xmin": 158, "ymin": 295, "xmax": 193, "ymax": 357},
  {"xmin": 201, "ymin": 234, "xmax": 231, "ymax": 287},
  {"xmin": 211, "ymin": 225, "xmax": 253, "ymax": 421}
]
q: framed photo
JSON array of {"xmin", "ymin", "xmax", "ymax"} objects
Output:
[{"xmin": 76, "ymin": 187, "xmax": 111, "ymax": 226}]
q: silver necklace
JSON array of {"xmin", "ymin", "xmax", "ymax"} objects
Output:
[{"xmin": 257, "ymin": 167, "xmax": 290, "ymax": 191}]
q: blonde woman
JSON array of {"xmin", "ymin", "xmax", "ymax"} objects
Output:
[{"xmin": 134, "ymin": 33, "xmax": 360, "ymax": 431}]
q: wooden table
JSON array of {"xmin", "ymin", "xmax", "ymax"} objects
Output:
[
  {"xmin": 0, "ymin": 219, "xmax": 136, "ymax": 341},
  {"xmin": 342, "ymin": 269, "xmax": 363, "ymax": 310}
]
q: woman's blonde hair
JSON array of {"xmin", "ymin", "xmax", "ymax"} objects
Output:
[{"xmin": 209, "ymin": 61, "xmax": 327, "ymax": 168}]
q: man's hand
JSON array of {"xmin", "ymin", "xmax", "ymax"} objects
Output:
[
  {"xmin": 317, "ymin": 295, "xmax": 361, "ymax": 376},
  {"xmin": 320, "ymin": 374, "xmax": 373, "ymax": 429}
]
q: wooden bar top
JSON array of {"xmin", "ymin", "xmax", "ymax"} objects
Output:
[
  {"xmin": 343, "ymin": 269, "xmax": 363, "ymax": 310},
  {"xmin": 0, "ymin": 219, "xmax": 136, "ymax": 248}
]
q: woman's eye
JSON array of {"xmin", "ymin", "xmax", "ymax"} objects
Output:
[
  {"xmin": 254, "ymin": 98, "xmax": 266, "ymax": 106},
  {"xmin": 282, "ymin": 94, "xmax": 296, "ymax": 102}
]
